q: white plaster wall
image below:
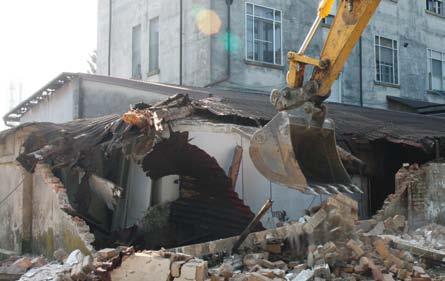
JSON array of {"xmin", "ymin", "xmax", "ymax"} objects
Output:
[
  {"xmin": 125, "ymin": 161, "xmax": 152, "ymax": 227},
  {"xmin": 31, "ymin": 165, "xmax": 94, "ymax": 256},
  {"xmin": 151, "ymin": 175, "xmax": 180, "ymax": 205},
  {"xmin": 0, "ymin": 163, "xmax": 24, "ymax": 251},
  {"xmin": 0, "ymin": 132, "xmax": 30, "ymax": 253},
  {"xmin": 20, "ymin": 82, "xmax": 75, "ymax": 124},
  {"xmin": 186, "ymin": 124, "xmax": 329, "ymax": 228}
]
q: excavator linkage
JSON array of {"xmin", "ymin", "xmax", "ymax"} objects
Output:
[
  {"xmin": 249, "ymin": 0, "xmax": 381, "ymax": 194},
  {"xmin": 250, "ymin": 111, "xmax": 353, "ymax": 194}
]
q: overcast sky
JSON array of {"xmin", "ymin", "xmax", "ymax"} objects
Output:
[{"xmin": 0, "ymin": 1, "xmax": 97, "ymax": 130}]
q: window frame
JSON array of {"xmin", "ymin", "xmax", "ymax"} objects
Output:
[
  {"xmin": 427, "ymin": 48, "xmax": 445, "ymax": 91},
  {"xmin": 374, "ymin": 35, "xmax": 400, "ymax": 86},
  {"xmin": 245, "ymin": 2, "xmax": 283, "ymax": 66},
  {"xmin": 131, "ymin": 24, "xmax": 142, "ymax": 80},
  {"xmin": 149, "ymin": 17, "xmax": 160, "ymax": 75},
  {"xmin": 426, "ymin": 0, "xmax": 444, "ymax": 16}
]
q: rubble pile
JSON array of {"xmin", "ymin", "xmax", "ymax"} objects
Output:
[
  {"xmin": 208, "ymin": 232, "xmax": 443, "ymax": 281},
  {"xmin": 403, "ymin": 224, "xmax": 445, "ymax": 252},
  {"xmin": 1, "ymin": 194, "xmax": 443, "ymax": 281}
]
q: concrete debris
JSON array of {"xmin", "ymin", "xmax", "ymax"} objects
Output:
[
  {"xmin": 1, "ymin": 190, "xmax": 444, "ymax": 281},
  {"xmin": 403, "ymin": 224, "xmax": 445, "ymax": 251},
  {"xmin": 53, "ymin": 248, "xmax": 68, "ymax": 263},
  {"xmin": 291, "ymin": 269, "xmax": 314, "ymax": 281}
]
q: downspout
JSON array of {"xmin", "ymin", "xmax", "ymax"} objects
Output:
[
  {"xmin": 226, "ymin": 0, "xmax": 233, "ymax": 78},
  {"xmin": 179, "ymin": 0, "xmax": 183, "ymax": 85},
  {"xmin": 359, "ymin": 36, "xmax": 363, "ymax": 107},
  {"xmin": 108, "ymin": 0, "xmax": 113, "ymax": 76},
  {"xmin": 205, "ymin": 0, "xmax": 233, "ymax": 88}
]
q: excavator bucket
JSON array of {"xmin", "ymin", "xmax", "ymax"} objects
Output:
[{"xmin": 249, "ymin": 111, "xmax": 352, "ymax": 194}]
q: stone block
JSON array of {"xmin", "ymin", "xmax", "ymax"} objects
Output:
[
  {"xmin": 346, "ymin": 240, "xmax": 364, "ymax": 257},
  {"xmin": 292, "ymin": 269, "xmax": 314, "ymax": 281},
  {"xmin": 313, "ymin": 263, "xmax": 330, "ymax": 280},
  {"xmin": 110, "ymin": 252, "xmax": 171, "ymax": 281},
  {"xmin": 246, "ymin": 272, "xmax": 271, "ymax": 281},
  {"xmin": 171, "ymin": 261, "xmax": 186, "ymax": 277},
  {"xmin": 7, "ymin": 257, "xmax": 33, "ymax": 274},
  {"xmin": 265, "ymin": 243, "xmax": 281, "ymax": 254},
  {"xmin": 96, "ymin": 248, "xmax": 119, "ymax": 262},
  {"xmin": 175, "ymin": 259, "xmax": 208, "ymax": 281},
  {"xmin": 373, "ymin": 239, "xmax": 390, "ymax": 259}
]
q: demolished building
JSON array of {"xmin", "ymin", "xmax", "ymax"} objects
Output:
[{"xmin": 1, "ymin": 74, "xmax": 445, "ymax": 280}]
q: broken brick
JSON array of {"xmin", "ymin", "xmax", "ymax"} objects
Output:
[{"xmin": 346, "ymin": 239, "xmax": 364, "ymax": 258}]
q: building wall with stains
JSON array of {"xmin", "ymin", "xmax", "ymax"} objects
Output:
[
  {"xmin": 0, "ymin": 129, "xmax": 95, "ymax": 256},
  {"xmin": 425, "ymin": 163, "xmax": 445, "ymax": 225},
  {"xmin": 97, "ymin": 0, "xmax": 213, "ymax": 86},
  {"xmin": 31, "ymin": 164, "xmax": 95, "ymax": 257},
  {"xmin": 0, "ymin": 132, "xmax": 29, "ymax": 253},
  {"xmin": 97, "ymin": 0, "xmax": 445, "ymax": 109}
]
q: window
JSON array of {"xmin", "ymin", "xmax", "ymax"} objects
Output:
[
  {"xmin": 426, "ymin": 0, "xmax": 444, "ymax": 16},
  {"xmin": 132, "ymin": 25, "xmax": 142, "ymax": 79},
  {"xmin": 149, "ymin": 17, "xmax": 159, "ymax": 73},
  {"xmin": 375, "ymin": 36, "xmax": 399, "ymax": 85},
  {"xmin": 427, "ymin": 49, "xmax": 445, "ymax": 91},
  {"xmin": 245, "ymin": 3, "xmax": 282, "ymax": 65}
]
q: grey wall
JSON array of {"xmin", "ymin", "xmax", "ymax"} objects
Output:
[
  {"xmin": 80, "ymin": 79, "xmax": 167, "ymax": 118},
  {"xmin": 97, "ymin": 0, "xmax": 210, "ymax": 85},
  {"xmin": 97, "ymin": 0, "xmax": 445, "ymax": 108},
  {"xmin": 20, "ymin": 81, "xmax": 76, "ymax": 124},
  {"xmin": 425, "ymin": 163, "xmax": 445, "ymax": 225},
  {"xmin": 0, "ymin": 133, "xmax": 30, "ymax": 253}
]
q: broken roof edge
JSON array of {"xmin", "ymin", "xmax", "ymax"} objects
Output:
[{"xmin": 2, "ymin": 72, "xmax": 269, "ymax": 127}]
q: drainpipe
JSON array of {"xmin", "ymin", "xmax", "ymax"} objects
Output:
[
  {"xmin": 179, "ymin": 0, "xmax": 183, "ymax": 85},
  {"xmin": 206, "ymin": 0, "xmax": 233, "ymax": 88},
  {"xmin": 226, "ymin": 0, "xmax": 233, "ymax": 78},
  {"xmin": 359, "ymin": 36, "xmax": 363, "ymax": 107},
  {"xmin": 108, "ymin": 0, "xmax": 113, "ymax": 76}
]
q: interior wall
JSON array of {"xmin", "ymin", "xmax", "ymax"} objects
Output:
[
  {"xmin": 124, "ymin": 161, "xmax": 153, "ymax": 227},
  {"xmin": 182, "ymin": 124, "xmax": 331, "ymax": 227}
]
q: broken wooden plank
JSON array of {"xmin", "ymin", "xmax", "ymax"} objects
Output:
[
  {"xmin": 228, "ymin": 145, "xmax": 243, "ymax": 189},
  {"xmin": 232, "ymin": 199, "xmax": 273, "ymax": 253}
]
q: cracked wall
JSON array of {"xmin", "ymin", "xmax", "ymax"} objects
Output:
[{"xmin": 0, "ymin": 129, "xmax": 95, "ymax": 257}]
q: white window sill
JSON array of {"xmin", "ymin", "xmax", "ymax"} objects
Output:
[
  {"xmin": 374, "ymin": 80, "xmax": 400, "ymax": 89},
  {"xmin": 425, "ymin": 9, "xmax": 445, "ymax": 19},
  {"xmin": 244, "ymin": 59, "xmax": 284, "ymax": 70}
]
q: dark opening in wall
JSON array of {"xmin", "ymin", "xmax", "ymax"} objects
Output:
[
  {"xmin": 54, "ymin": 131, "xmax": 261, "ymax": 251},
  {"xmin": 367, "ymin": 140, "xmax": 433, "ymax": 216}
]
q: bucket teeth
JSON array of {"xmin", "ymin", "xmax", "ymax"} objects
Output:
[
  {"xmin": 315, "ymin": 185, "xmax": 332, "ymax": 195},
  {"xmin": 306, "ymin": 186, "xmax": 319, "ymax": 196},
  {"xmin": 351, "ymin": 184, "xmax": 364, "ymax": 194},
  {"xmin": 339, "ymin": 184, "xmax": 354, "ymax": 194},
  {"xmin": 327, "ymin": 184, "xmax": 341, "ymax": 194}
]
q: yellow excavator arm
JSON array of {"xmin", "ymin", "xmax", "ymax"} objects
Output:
[
  {"xmin": 278, "ymin": 0, "xmax": 381, "ymax": 110},
  {"xmin": 250, "ymin": 0, "xmax": 381, "ymax": 194}
]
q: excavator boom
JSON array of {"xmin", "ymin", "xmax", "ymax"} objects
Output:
[{"xmin": 250, "ymin": 0, "xmax": 381, "ymax": 193}]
